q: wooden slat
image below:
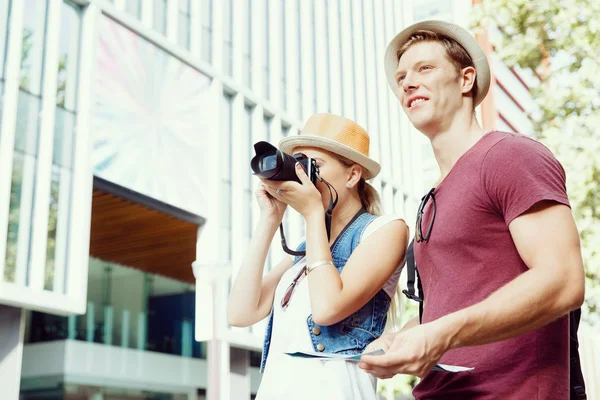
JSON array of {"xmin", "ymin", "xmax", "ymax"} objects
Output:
[{"xmin": 89, "ymin": 189, "xmax": 198, "ymax": 283}]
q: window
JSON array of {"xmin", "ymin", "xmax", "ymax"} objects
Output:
[
  {"xmin": 244, "ymin": 105, "xmax": 254, "ymax": 240},
  {"xmin": 244, "ymin": 0, "xmax": 252, "ymax": 87},
  {"xmin": 221, "ymin": 93, "xmax": 233, "ymax": 260},
  {"xmin": 0, "ymin": 0, "xmax": 12, "ymax": 130},
  {"xmin": 223, "ymin": 0, "xmax": 233, "ymax": 75},
  {"xmin": 337, "ymin": 0, "xmax": 345, "ymax": 115},
  {"xmin": 5, "ymin": 0, "xmax": 49, "ymax": 284},
  {"xmin": 125, "ymin": 0, "xmax": 141, "ymax": 20},
  {"xmin": 177, "ymin": 0, "xmax": 191, "ymax": 50},
  {"xmin": 153, "ymin": 0, "xmax": 167, "ymax": 35},
  {"xmin": 200, "ymin": 0, "xmax": 212, "ymax": 63},
  {"xmin": 280, "ymin": 0, "xmax": 287, "ymax": 109},
  {"xmin": 296, "ymin": 1, "xmax": 302, "ymax": 118},
  {"xmin": 46, "ymin": 1, "xmax": 82, "ymax": 292},
  {"xmin": 263, "ymin": 0, "xmax": 270, "ymax": 99},
  {"xmin": 310, "ymin": 0, "xmax": 316, "ymax": 112}
]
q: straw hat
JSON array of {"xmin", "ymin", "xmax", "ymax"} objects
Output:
[
  {"xmin": 279, "ymin": 113, "xmax": 381, "ymax": 180},
  {"xmin": 384, "ymin": 20, "xmax": 491, "ymax": 106}
]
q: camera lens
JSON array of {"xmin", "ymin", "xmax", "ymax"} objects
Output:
[{"xmin": 261, "ymin": 154, "xmax": 278, "ymax": 171}]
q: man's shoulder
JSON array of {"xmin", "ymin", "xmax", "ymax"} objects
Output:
[{"xmin": 483, "ymin": 131, "xmax": 556, "ymax": 164}]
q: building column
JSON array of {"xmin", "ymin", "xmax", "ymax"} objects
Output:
[
  {"xmin": 472, "ymin": 0, "xmax": 498, "ymax": 132},
  {"xmin": 193, "ymin": 263, "xmax": 235, "ymax": 400},
  {"xmin": 229, "ymin": 347, "xmax": 251, "ymax": 399},
  {"xmin": 0, "ymin": 305, "xmax": 26, "ymax": 400}
]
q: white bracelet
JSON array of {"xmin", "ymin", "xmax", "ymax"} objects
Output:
[{"xmin": 307, "ymin": 260, "xmax": 334, "ymax": 274}]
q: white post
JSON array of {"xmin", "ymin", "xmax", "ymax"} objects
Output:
[{"xmin": 0, "ymin": 305, "xmax": 26, "ymax": 400}]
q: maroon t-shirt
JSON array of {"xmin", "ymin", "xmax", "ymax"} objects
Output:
[{"xmin": 413, "ymin": 131, "xmax": 571, "ymax": 400}]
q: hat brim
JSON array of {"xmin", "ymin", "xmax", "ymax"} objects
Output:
[
  {"xmin": 384, "ymin": 20, "xmax": 491, "ymax": 107},
  {"xmin": 279, "ymin": 135, "xmax": 381, "ymax": 180}
]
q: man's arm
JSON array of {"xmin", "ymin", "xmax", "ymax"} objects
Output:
[
  {"xmin": 360, "ymin": 202, "xmax": 585, "ymax": 378},
  {"xmin": 437, "ymin": 201, "xmax": 584, "ymax": 347}
]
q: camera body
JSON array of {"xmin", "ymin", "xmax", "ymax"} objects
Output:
[{"xmin": 251, "ymin": 141, "xmax": 319, "ymax": 185}]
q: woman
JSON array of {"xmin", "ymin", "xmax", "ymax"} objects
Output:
[{"xmin": 227, "ymin": 113, "xmax": 408, "ymax": 399}]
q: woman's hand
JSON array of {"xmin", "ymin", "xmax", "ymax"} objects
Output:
[
  {"xmin": 262, "ymin": 163, "xmax": 324, "ymax": 218},
  {"xmin": 256, "ymin": 182, "xmax": 287, "ymax": 224}
]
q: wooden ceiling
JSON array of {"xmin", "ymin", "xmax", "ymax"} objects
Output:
[{"xmin": 89, "ymin": 187, "xmax": 200, "ymax": 284}]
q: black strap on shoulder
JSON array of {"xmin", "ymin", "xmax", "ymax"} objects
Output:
[
  {"xmin": 402, "ymin": 240, "xmax": 421, "ymax": 301},
  {"xmin": 402, "ymin": 240, "xmax": 424, "ymax": 323},
  {"xmin": 569, "ymin": 308, "xmax": 587, "ymax": 400}
]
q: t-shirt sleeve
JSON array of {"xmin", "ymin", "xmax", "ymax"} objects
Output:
[
  {"xmin": 481, "ymin": 135, "xmax": 570, "ymax": 225},
  {"xmin": 361, "ymin": 214, "xmax": 406, "ymax": 241}
]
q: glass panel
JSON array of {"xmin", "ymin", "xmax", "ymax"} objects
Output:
[
  {"xmin": 201, "ymin": 0, "xmax": 212, "ymax": 63},
  {"xmin": 296, "ymin": 1, "xmax": 302, "ymax": 118},
  {"xmin": 223, "ymin": 0, "xmax": 232, "ymax": 75},
  {"xmin": 5, "ymin": 91, "xmax": 41, "ymax": 283},
  {"xmin": 44, "ymin": 167, "xmax": 59, "ymax": 290},
  {"xmin": 263, "ymin": 0, "xmax": 269, "ymax": 99},
  {"xmin": 177, "ymin": 12, "xmax": 190, "ymax": 50},
  {"xmin": 19, "ymin": 0, "xmax": 47, "ymax": 95},
  {"xmin": 222, "ymin": 93, "xmax": 232, "ymax": 261},
  {"xmin": 221, "ymin": 181, "xmax": 231, "ymax": 259},
  {"xmin": 281, "ymin": 0, "xmax": 286, "ymax": 110},
  {"xmin": 179, "ymin": 0, "xmax": 189, "ymax": 13},
  {"xmin": 153, "ymin": 0, "xmax": 167, "ymax": 35},
  {"xmin": 125, "ymin": 0, "xmax": 141, "ymax": 20},
  {"xmin": 56, "ymin": 2, "xmax": 81, "ymax": 110},
  {"xmin": 92, "ymin": 15, "xmax": 212, "ymax": 216},
  {"xmin": 245, "ymin": 0, "xmax": 252, "ymax": 87},
  {"xmin": 45, "ymin": 108, "xmax": 75, "ymax": 291},
  {"xmin": 45, "ymin": 3, "xmax": 80, "ymax": 292},
  {"xmin": 0, "ymin": 0, "xmax": 11, "ymax": 80}
]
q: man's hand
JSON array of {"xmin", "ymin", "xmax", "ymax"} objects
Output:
[
  {"xmin": 359, "ymin": 323, "xmax": 449, "ymax": 379},
  {"xmin": 363, "ymin": 331, "xmax": 395, "ymax": 355}
]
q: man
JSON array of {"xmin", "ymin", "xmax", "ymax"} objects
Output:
[{"xmin": 359, "ymin": 20, "xmax": 585, "ymax": 399}]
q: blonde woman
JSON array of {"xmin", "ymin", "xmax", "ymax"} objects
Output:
[{"xmin": 228, "ymin": 113, "xmax": 408, "ymax": 399}]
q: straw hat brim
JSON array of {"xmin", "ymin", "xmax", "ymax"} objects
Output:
[
  {"xmin": 384, "ymin": 20, "xmax": 491, "ymax": 107},
  {"xmin": 279, "ymin": 135, "xmax": 381, "ymax": 180}
]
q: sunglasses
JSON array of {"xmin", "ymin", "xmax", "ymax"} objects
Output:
[
  {"xmin": 416, "ymin": 188, "xmax": 436, "ymax": 243},
  {"xmin": 280, "ymin": 265, "xmax": 307, "ymax": 310}
]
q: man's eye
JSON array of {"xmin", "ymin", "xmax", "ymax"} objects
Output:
[
  {"xmin": 397, "ymin": 76, "xmax": 405, "ymax": 84},
  {"xmin": 420, "ymin": 65, "xmax": 432, "ymax": 71}
]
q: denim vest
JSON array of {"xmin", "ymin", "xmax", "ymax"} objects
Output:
[{"xmin": 260, "ymin": 212, "xmax": 392, "ymax": 372}]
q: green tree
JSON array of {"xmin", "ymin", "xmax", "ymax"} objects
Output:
[{"xmin": 472, "ymin": 0, "xmax": 600, "ymax": 324}]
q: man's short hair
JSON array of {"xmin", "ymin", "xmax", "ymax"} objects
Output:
[{"xmin": 396, "ymin": 30, "xmax": 478, "ymax": 100}]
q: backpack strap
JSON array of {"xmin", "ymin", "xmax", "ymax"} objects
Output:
[
  {"xmin": 402, "ymin": 240, "xmax": 424, "ymax": 323},
  {"xmin": 569, "ymin": 308, "xmax": 587, "ymax": 399}
]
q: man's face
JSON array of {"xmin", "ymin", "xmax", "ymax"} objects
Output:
[{"xmin": 394, "ymin": 41, "xmax": 466, "ymax": 134}]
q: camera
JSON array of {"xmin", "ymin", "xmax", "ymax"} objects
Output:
[{"xmin": 250, "ymin": 141, "xmax": 319, "ymax": 185}]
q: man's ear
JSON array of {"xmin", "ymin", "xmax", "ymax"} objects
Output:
[
  {"xmin": 346, "ymin": 165, "xmax": 363, "ymax": 188},
  {"xmin": 461, "ymin": 66, "xmax": 477, "ymax": 95}
]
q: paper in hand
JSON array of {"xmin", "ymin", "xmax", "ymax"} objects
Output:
[
  {"xmin": 285, "ymin": 349, "xmax": 384, "ymax": 363},
  {"xmin": 286, "ymin": 349, "xmax": 473, "ymax": 372}
]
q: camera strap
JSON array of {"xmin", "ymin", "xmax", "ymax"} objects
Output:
[{"xmin": 279, "ymin": 176, "xmax": 339, "ymax": 257}]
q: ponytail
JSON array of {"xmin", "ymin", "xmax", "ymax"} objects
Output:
[
  {"xmin": 358, "ymin": 180, "xmax": 382, "ymax": 216},
  {"xmin": 334, "ymin": 155, "xmax": 382, "ymax": 216}
]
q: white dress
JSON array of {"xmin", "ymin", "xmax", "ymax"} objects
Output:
[{"xmin": 256, "ymin": 215, "xmax": 404, "ymax": 400}]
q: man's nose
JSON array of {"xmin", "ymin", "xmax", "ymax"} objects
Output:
[{"xmin": 402, "ymin": 73, "xmax": 418, "ymax": 92}]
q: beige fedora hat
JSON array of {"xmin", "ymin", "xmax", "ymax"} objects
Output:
[
  {"xmin": 384, "ymin": 20, "xmax": 491, "ymax": 106},
  {"xmin": 279, "ymin": 113, "xmax": 381, "ymax": 180}
]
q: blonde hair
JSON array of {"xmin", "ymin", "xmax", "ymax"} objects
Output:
[{"xmin": 334, "ymin": 155, "xmax": 382, "ymax": 216}]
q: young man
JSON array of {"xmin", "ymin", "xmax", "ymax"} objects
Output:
[{"xmin": 359, "ymin": 20, "xmax": 585, "ymax": 399}]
